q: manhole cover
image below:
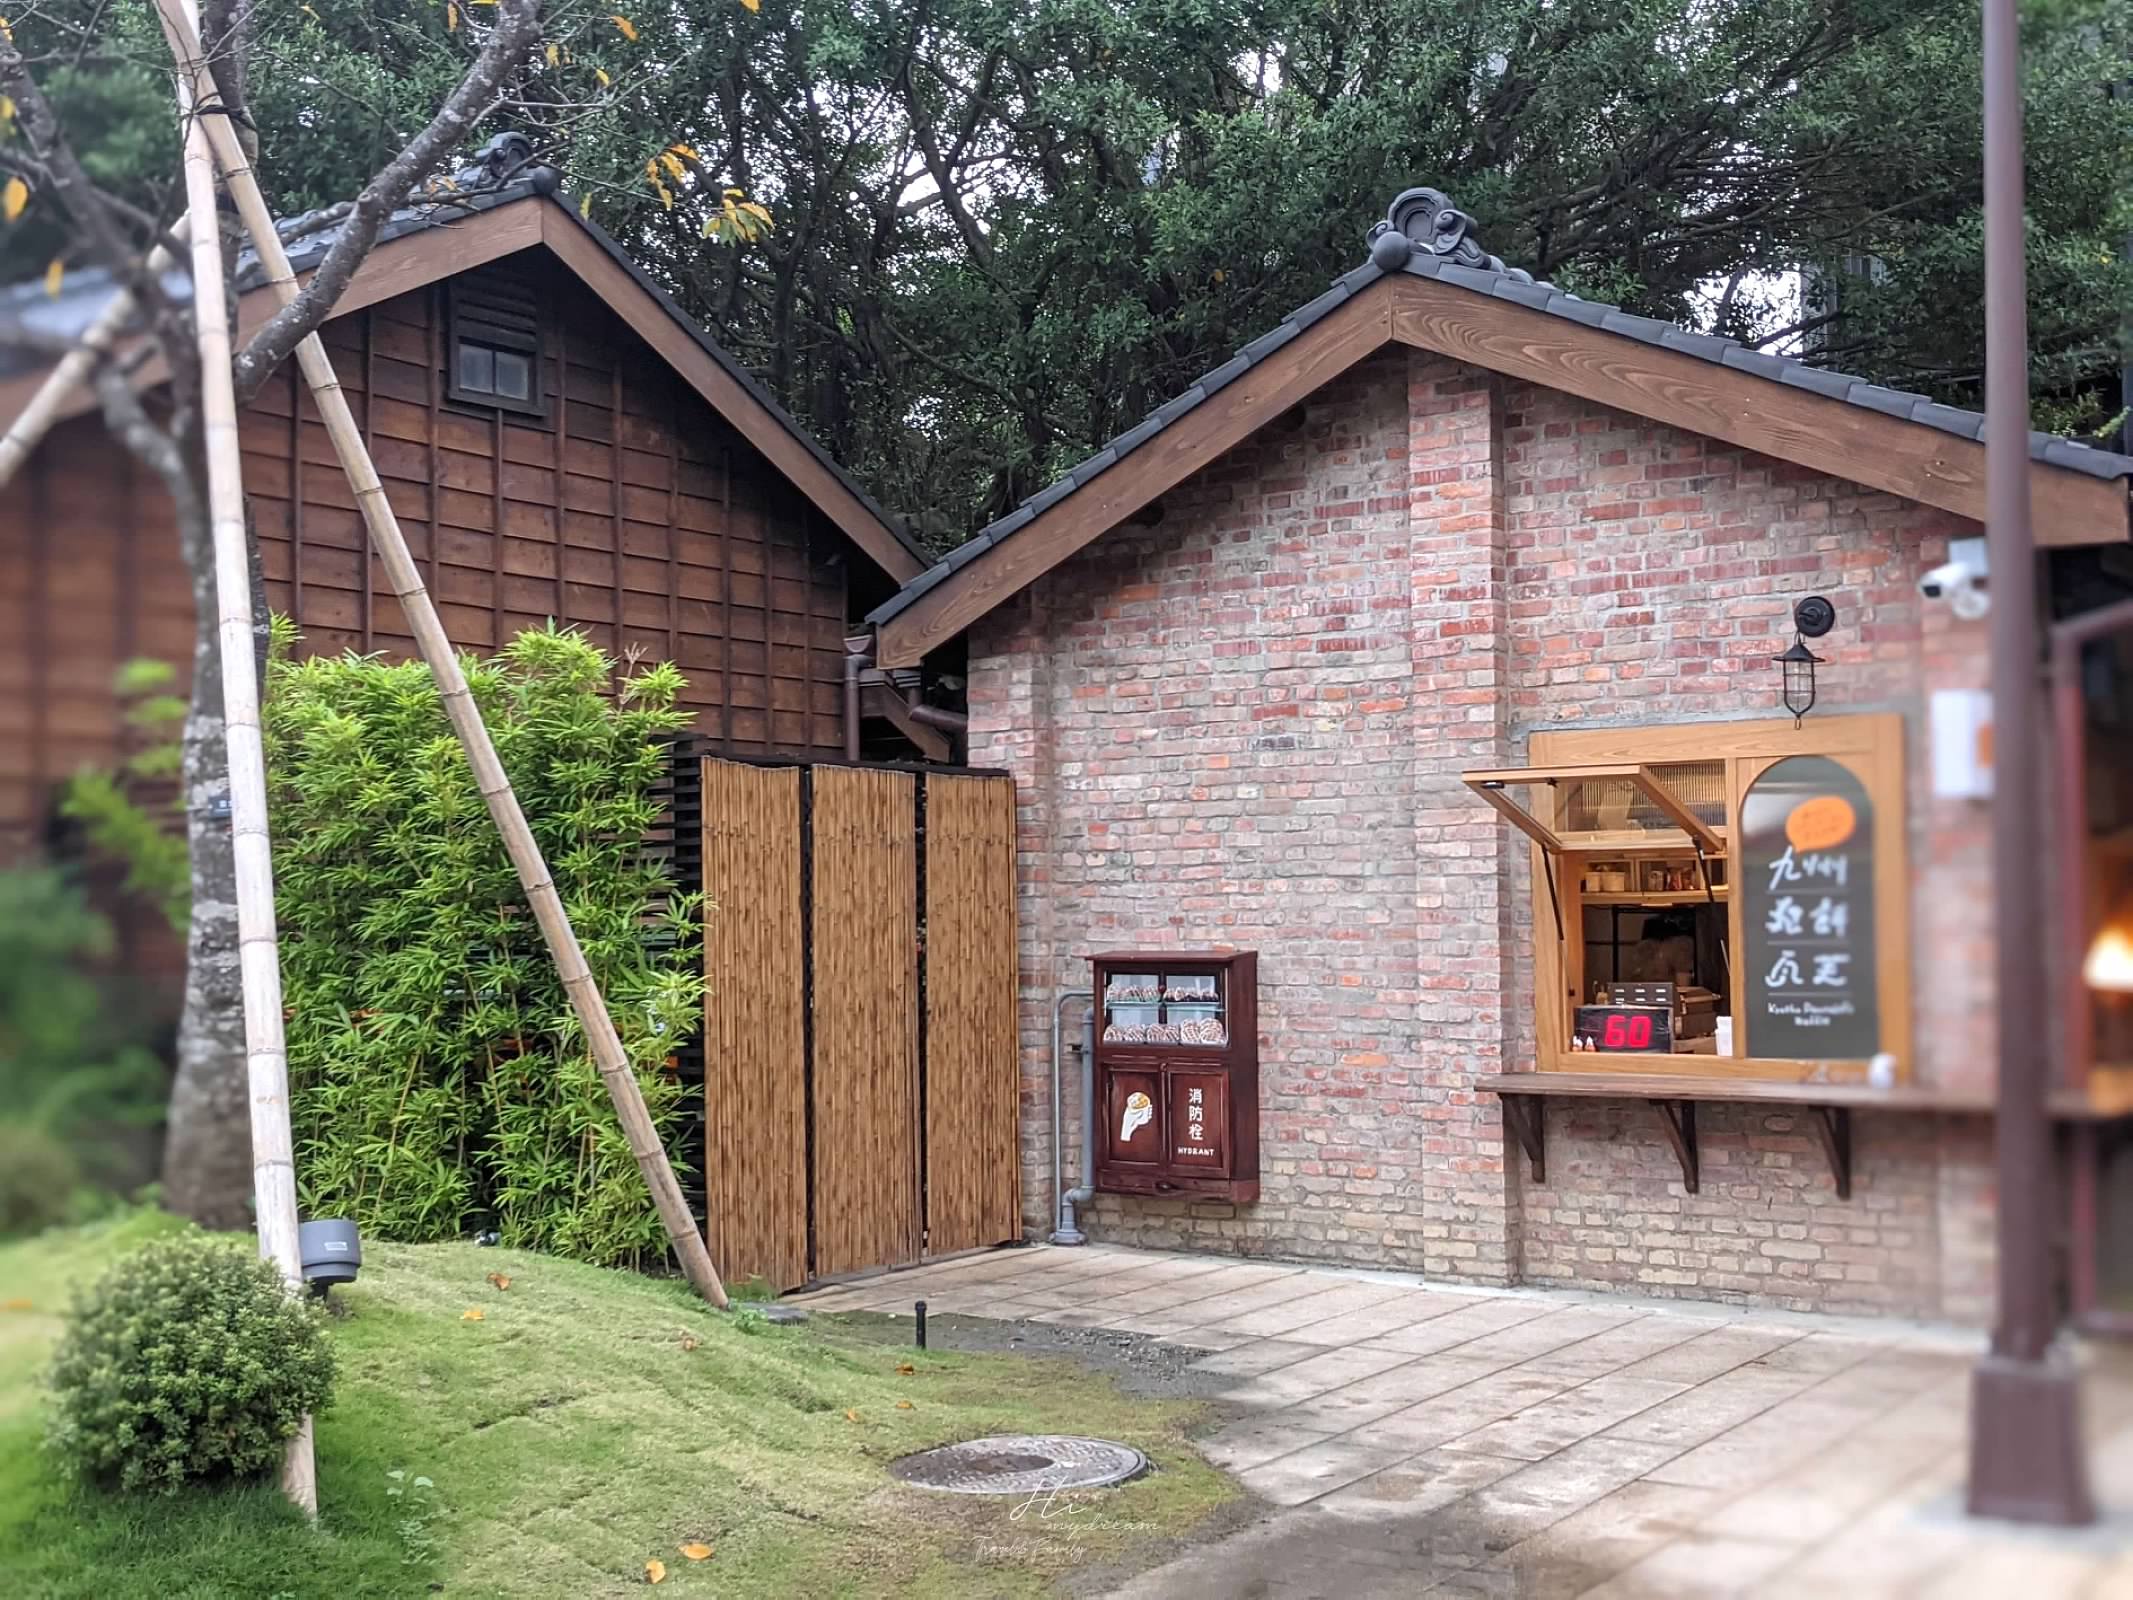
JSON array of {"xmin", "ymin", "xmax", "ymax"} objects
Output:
[{"xmin": 888, "ymin": 1434, "xmax": 1149, "ymax": 1495}]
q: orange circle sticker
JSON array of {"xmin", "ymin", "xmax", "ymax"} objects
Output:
[{"xmin": 1785, "ymin": 794, "xmax": 1857, "ymax": 852}]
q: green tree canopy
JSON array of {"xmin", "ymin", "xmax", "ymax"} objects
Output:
[{"xmin": 8, "ymin": 0, "xmax": 2130, "ymax": 547}]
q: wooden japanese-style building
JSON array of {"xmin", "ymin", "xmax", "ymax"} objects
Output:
[{"xmin": 0, "ymin": 134, "xmax": 941, "ymax": 882}]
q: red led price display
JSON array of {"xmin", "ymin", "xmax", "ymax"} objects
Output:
[{"xmin": 1574, "ymin": 1005, "xmax": 1673, "ymax": 1054}]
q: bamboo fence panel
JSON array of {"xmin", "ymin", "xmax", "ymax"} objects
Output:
[
  {"xmin": 810, "ymin": 765, "xmax": 920, "ymax": 1276},
  {"xmin": 700, "ymin": 759, "xmax": 808, "ymax": 1290},
  {"xmin": 922, "ymin": 775, "xmax": 1022, "ymax": 1256}
]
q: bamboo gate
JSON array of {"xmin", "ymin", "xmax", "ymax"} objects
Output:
[{"xmin": 677, "ymin": 752, "xmax": 1023, "ymax": 1289}]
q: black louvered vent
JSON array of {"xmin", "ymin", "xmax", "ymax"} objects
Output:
[{"xmin": 448, "ymin": 267, "xmax": 545, "ymax": 417}]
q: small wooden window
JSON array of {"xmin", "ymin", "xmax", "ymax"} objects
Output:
[
  {"xmin": 1464, "ymin": 714, "xmax": 1912, "ymax": 1084},
  {"xmin": 447, "ymin": 273, "xmax": 544, "ymax": 417}
]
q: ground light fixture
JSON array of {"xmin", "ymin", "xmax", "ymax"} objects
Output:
[
  {"xmin": 298, "ymin": 1218, "xmax": 362, "ymax": 1297},
  {"xmin": 1776, "ymin": 594, "xmax": 1837, "ymax": 726}
]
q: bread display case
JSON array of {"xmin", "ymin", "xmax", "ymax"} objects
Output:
[{"xmin": 1093, "ymin": 949, "xmax": 1259, "ymax": 1202}]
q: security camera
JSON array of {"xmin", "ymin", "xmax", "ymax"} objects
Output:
[{"xmin": 1918, "ymin": 537, "xmax": 1990, "ymax": 621}]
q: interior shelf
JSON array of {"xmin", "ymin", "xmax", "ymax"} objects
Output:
[{"xmin": 1580, "ymin": 889, "xmax": 1730, "ymax": 906}]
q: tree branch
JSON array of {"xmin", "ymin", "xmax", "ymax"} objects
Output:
[{"xmin": 230, "ymin": 0, "xmax": 541, "ymax": 404}]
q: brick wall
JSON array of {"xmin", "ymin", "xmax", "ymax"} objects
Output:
[{"xmin": 966, "ymin": 343, "xmax": 1999, "ymax": 1321}]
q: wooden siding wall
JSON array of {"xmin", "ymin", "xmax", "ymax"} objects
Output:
[
  {"xmin": 0, "ymin": 245, "xmax": 874, "ymax": 1034},
  {"xmin": 922, "ymin": 774, "xmax": 1023, "ymax": 1255},
  {"xmin": 808, "ymin": 765, "xmax": 921, "ymax": 1277},
  {"xmin": 700, "ymin": 759, "xmax": 808, "ymax": 1290},
  {"xmin": 0, "ymin": 417, "xmax": 192, "ymax": 866},
  {"xmin": 243, "ymin": 252, "xmax": 853, "ymax": 753},
  {"xmin": 1, "ymin": 246, "xmax": 862, "ymax": 881}
]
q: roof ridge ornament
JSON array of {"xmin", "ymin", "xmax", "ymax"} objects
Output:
[{"xmin": 1367, "ymin": 186, "xmax": 1540, "ymax": 286}]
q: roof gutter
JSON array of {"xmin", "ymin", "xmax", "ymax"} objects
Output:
[{"xmin": 845, "ymin": 630, "xmax": 969, "ymax": 759}]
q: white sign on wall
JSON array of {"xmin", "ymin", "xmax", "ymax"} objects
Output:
[{"xmin": 1930, "ymin": 688, "xmax": 1993, "ymax": 800}]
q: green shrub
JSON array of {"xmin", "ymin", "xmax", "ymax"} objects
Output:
[
  {"xmin": 0, "ymin": 1124, "xmax": 83, "ymax": 1237},
  {"xmin": 268, "ymin": 621, "xmax": 705, "ymax": 1268},
  {"xmin": 46, "ymin": 1234, "xmax": 336, "ymax": 1494}
]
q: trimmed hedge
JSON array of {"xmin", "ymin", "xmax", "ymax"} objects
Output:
[{"xmin": 47, "ymin": 1234, "xmax": 335, "ymax": 1494}]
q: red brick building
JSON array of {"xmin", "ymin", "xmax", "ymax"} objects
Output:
[{"xmin": 859, "ymin": 188, "xmax": 2133, "ymax": 1322}]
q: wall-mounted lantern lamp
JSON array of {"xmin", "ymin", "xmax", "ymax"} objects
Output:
[{"xmin": 1775, "ymin": 595, "xmax": 1836, "ymax": 727}]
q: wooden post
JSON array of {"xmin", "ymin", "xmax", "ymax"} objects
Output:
[
  {"xmin": 0, "ymin": 227, "xmax": 182, "ymax": 489},
  {"xmin": 164, "ymin": 4, "xmax": 314, "ymax": 1513},
  {"xmin": 1966, "ymin": 0, "xmax": 2092, "ymax": 1526},
  {"xmin": 155, "ymin": 0, "xmax": 730, "ymax": 1312}
]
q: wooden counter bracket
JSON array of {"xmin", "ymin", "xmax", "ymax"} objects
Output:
[
  {"xmin": 1653, "ymin": 1100, "xmax": 1699, "ymax": 1193},
  {"xmin": 1500, "ymin": 1094, "xmax": 1545, "ymax": 1183},
  {"xmin": 1484, "ymin": 1070, "xmax": 2126, "ymax": 1204},
  {"xmin": 1807, "ymin": 1105, "xmax": 1853, "ymax": 1200}
]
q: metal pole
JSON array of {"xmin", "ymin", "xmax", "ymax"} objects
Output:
[{"xmin": 1965, "ymin": 0, "xmax": 2093, "ymax": 1526}]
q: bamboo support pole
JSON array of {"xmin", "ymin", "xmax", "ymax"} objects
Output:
[
  {"xmin": 164, "ymin": 2, "xmax": 314, "ymax": 1513},
  {"xmin": 155, "ymin": 0, "xmax": 730, "ymax": 1312},
  {"xmin": 0, "ymin": 227, "xmax": 182, "ymax": 489}
]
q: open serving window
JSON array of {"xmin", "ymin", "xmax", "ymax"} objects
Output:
[{"xmin": 1464, "ymin": 714, "xmax": 1912, "ymax": 1082}]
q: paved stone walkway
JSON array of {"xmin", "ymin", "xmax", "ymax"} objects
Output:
[{"xmin": 798, "ymin": 1243, "xmax": 2133, "ymax": 1598}]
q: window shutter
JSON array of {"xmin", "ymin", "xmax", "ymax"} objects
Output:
[{"xmin": 447, "ymin": 268, "xmax": 545, "ymax": 416}]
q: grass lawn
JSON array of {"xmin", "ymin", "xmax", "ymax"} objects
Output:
[{"xmin": 0, "ymin": 1212, "xmax": 1236, "ymax": 1598}]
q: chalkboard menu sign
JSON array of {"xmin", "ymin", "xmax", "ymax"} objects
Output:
[{"xmin": 1740, "ymin": 755, "xmax": 1878, "ymax": 1059}]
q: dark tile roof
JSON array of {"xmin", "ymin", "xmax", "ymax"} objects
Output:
[
  {"xmin": 868, "ymin": 184, "xmax": 2133, "ymax": 627},
  {"xmin": 0, "ymin": 133, "xmax": 549, "ymax": 379},
  {"xmin": 0, "ymin": 132, "xmax": 927, "ymax": 570}
]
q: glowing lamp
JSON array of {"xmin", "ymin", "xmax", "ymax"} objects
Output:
[{"xmin": 2086, "ymin": 912, "xmax": 2133, "ymax": 995}]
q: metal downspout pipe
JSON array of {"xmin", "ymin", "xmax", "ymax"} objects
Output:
[
  {"xmin": 842, "ymin": 636, "xmax": 869, "ymax": 762},
  {"xmin": 1050, "ymin": 989, "xmax": 1096, "ymax": 1244}
]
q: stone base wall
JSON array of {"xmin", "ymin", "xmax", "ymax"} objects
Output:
[{"xmin": 1516, "ymin": 1103, "xmax": 1952, "ymax": 1316}]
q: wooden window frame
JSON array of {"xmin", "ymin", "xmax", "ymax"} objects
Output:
[
  {"xmin": 446, "ymin": 277, "xmax": 546, "ymax": 419},
  {"xmin": 1474, "ymin": 713, "xmax": 1912, "ymax": 1084},
  {"xmin": 1464, "ymin": 762, "xmax": 1726, "ymax": 858}
]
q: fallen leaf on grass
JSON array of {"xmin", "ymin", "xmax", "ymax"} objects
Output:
[
  {"xmin": 461, "ymin": 1307, "xmax": 485, "ymax": 1322},
  {"xmin": 895, "ymin": 1400, "xmax": 914, "ymax": 1411},
  {"xmin": 896, "ymin": 1362, "xmax": 914, "ymax": 1375},
  {"xmin": 645, "ymin": 1558, "xmax": 666, "ymax": 1584},
  {"xmin": 487, "ymin": 1272, "xmax": 511, "ymax": 1291},
  {"xmin": 844, "ymin": 1408, "xmax": 861, "ymax": 1423},
  {"xmin": 678, "ymin": 1542, "xmax": 712, "ymax": 1561}
]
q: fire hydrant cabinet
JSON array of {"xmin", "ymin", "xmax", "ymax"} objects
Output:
[{"xmin": 1092, "ymin": 949, "xmax": 1260, "ymax": 1203}]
